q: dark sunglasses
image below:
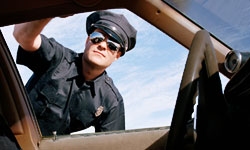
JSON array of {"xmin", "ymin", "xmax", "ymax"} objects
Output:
[{"xmin": 89, "ymin": 32, "xmax": 121, "ymax": 51}]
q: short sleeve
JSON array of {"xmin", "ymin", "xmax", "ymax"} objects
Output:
[
  {"xmin": 95, "ymin": 77, "xmax": 125, "ymax": 132},
  {"xmin": 95, "ymin": 99, "xmax": 125, "ymax": 132},
  {"xmin": 16, "ymin": 34, "xmax": 64, "ymax": 74}
]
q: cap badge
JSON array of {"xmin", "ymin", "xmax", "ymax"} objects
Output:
[{"xmin": 95, "ymin": 106, "xmax": 104, "ymax": 117}]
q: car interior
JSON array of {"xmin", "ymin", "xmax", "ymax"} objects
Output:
[{"xmin": 1, "ymin": 0, "xmax": 250, "ymax": 149}]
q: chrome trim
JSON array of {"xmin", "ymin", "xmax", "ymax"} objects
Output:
[{"xmin": 224, "ymin": 50, "xmax": 242, "ymax": 73}]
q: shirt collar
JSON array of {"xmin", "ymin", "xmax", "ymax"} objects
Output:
[
  {"xmin": 67, "ymin": 53, "xmax": 83, "ymax": 80},
  {"xmin": 67, "ymin": 53, "xmax": 107, "ymax": 97},
  {"xmin": 85, "ymin": 71, "xmax": 107, "ymax": 97}
]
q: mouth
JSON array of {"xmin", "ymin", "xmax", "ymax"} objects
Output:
[{"xmin": 93, "ymin": 50, "xmax": 105, "ymax": 57}]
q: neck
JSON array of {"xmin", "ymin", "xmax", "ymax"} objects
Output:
[{"xmin": 82, "ymin": 58, "xmax": 105, "ymax": 81}]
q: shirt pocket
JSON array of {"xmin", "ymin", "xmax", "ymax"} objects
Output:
[
  {"xmin": 70, "ymin": 92, "xmax": 98, "ymax": 128},
  {"xmin": 37, "ymin": 84, "xmax": 69, "ymax": 120}
]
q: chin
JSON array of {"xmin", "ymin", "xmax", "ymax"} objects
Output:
[{"xmin": 87, "ymin": 57, "xmax": 108, "ymax": 69}]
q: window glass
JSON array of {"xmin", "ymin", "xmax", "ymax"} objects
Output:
[
  {"xmin": 163, "ymin": 0, "xmax": 250, "ymax": 52},
  {"xmin": 1, "ymin": 9, "xmax": 190, "ymax": 134}
]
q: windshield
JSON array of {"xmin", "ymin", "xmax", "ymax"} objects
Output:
[{"xmin": 163, "ymin": 0, "xmax": 250, "ymax": 52}]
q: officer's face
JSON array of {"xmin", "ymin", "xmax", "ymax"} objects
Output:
[{"xmin": 83, "ymin": 29, "xmax": 122, "ymax": 69}]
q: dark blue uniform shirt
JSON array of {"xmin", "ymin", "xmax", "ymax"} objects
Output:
[{"xmin": 16, "ymin": 35, "xmax": 125, "ymax": 136}]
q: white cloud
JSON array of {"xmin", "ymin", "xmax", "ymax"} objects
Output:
[
  {"xmin": 112, "ymin": 53, "xmax": 187, "ymax": 129},
  {"xmin": 1, "ymin": 25, "xmax": 17, "ymax": 58},
  {"xmin": 1, "ymin": 25, "xmax": 33, "ymax": 84}
]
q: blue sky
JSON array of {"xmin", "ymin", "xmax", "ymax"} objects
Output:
[{"xmin": 0, "ymin": 9, "xmax": 229, "ymax": 133}]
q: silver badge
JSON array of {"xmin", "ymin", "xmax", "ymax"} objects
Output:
[{"xmin": 95, "ymin": 106, "xmax": 104, "ymax": 117}]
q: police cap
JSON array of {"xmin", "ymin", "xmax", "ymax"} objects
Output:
[{"xmin": 86, "ymin": 10, "xmax": 137, "ymax": 56}]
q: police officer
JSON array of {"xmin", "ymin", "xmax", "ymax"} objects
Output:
[{"xmin": 13, "ymin": 10, "xmax": 137, "ymax": 136}]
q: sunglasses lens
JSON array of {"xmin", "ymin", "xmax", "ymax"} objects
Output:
[
  {"xmin": 90, "ymin": 31, "xmax": 121, "ymax": 51},
  {"xmin": 107, "ymin": 39, "xmax": 120, "ymax": 51},
  {"xmin": 90, "ymin": 32, "xmax": 105, "ymax": 44}
]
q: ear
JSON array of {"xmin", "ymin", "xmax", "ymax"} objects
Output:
[
  {"xmin": 85, "ymin": 36, "xmax": 90, "ymax": 46},
  {"xmin": 115, "ymin": 51, "xmax": 122, "ymax": 60}
]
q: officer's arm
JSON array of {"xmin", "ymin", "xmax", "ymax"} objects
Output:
[{"xmin": 13, "ymin": 18, "xmax": 52, "ymax": 51}]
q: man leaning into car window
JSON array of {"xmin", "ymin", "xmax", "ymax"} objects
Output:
[{"xmin": 13, "ymin": 11, "xmax": 137, "ymax": 136}]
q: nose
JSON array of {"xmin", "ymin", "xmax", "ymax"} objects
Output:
[{"xmin": 97, "ymin": 40, "xmax": 108, "ymax": 51}]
